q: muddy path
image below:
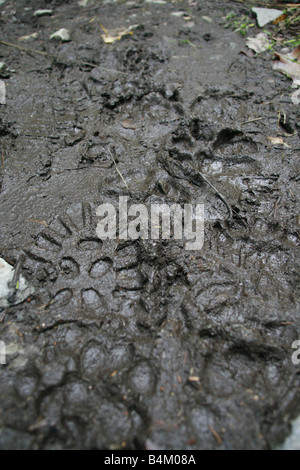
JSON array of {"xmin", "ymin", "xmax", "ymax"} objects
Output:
[{"xmin": 0, "ymin": 0, "xmax": 299, "ymax": 450}]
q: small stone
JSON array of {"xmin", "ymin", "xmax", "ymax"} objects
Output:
[
  {"xmin": 171, "ymin": 11, "xmax": 186, "ymax": 18},
  {"xmin": 157, "ymin": 179, "xmax": 170, "ymax": 195},
  {"xmin": 145, "ymin": 0, "xmax": 166, "ymax": 4},
  {"xmin": 202, "ymin": 16, "xmax": 213, "ymax": 23},
  {"xmin": 50, "ymin": 29, "xmax": 71, "ymax": 42},
  {"xmin": 18, "ymin": 32, "xmax": 39, "ymax": 42},
  {"xmin": 16, "ymin": 314, "xmax": 25, "ymax": 323},
  {"xmin": 33, "ymin": 9, "xmax": 53, "ymax": 17},
  {"xmin": 0, "ymin": 62, "xmax": 10, "ymax": 79},
  {"xmin": 165, "ymin": 83, "xmax": 179, "ymax": 99}
]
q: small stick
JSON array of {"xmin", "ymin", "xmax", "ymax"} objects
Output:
[
  {"xmin": 0, "ymin": 40, "xmax": 126, "ymax": 74},
  {"xmin": 7, "ymin": 254, "xmax": 25, "ymax": 304},
  {"xmin": 0, "ymin": 40, "xmax": 49, "ymax": 56},
  {"xmin": 108, "ymin": 146, "xmax": 130, "ymax": 193},
  {"xmin": 197, "ymin": 170, "xmax": 233, "ymax": 220},
  {"xmin": 241, "ymin": 117, "xmax": 263, "ymax": 125},
  {"xmin": 0, "ymin": 309, "xmax": 5, "ymax": 323}
]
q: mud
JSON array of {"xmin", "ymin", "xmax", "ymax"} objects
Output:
[{"xmin": 0, "ymin": 0, "xmax": 299, "ymax": 450}]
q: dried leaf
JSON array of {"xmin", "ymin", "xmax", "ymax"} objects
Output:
[
  {"xmin": 121, "ymin": 120, "xmax": 137, "ymax": 130},
  {"xmin": 29, "ymin": 219, "xmax": 49, "ymax": 227},
  {"xmin": 273, "ymin": 46, "xmax": 300, "ymax": 86},
  {"xmin": 273, "ymin": 13, "xmax": 287, "ymax": 24},
  {"xmin": 0, "ymin": 257, "xmax": 35, "ymax": 307},
  {"xmin": 101, "ymin": 25, "xmax": 137, "ymax": 44},
  {"xmin": 268, "ymin": 136, "xmax": 291, "ymax": 148},
  {"xmin": 188, "ymin": 375, "xmax": 200, "ymax": 382},
  {"xmin": 252, "ymin": 7, "xmax": 283, "ymax": 28},
  {"xmin": 268, "ymin": 136, "xmax": 284, "ymax": 145},
  {"xmin": 246, "ymin": 33, "xmax": 272, "ymax": 54},
  {"xmin": 18, "ymin": 32, "xmax": 39, "ymax": 42}
]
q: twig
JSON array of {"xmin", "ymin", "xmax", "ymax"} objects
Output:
[
  {"xmin": 7, "ymin": 254, "xmax": 25, "ymax": 304},
  {"xmin": 63, "ymin": 165, "xmax": 113, "ymax": 171},
  {"xmin": 0, "ymin": 40, "xmax": 126, "ymax": 74},
  {"xmin": 0, "ymin": 40, "xmax": 49, "ymax": 56},
  {"xmin": 108, "ymin": 146, "xmax": 130, "ymax": 193},
  {"xmin": 241, "ymin": 117, "xmax": 263, "ymax": 125},
  {"xmin": 0, "ymin": 309, "xmax": 5, "ymax": 323},
  {"xmin": 197, "ymin": 170, "xmax": 233, "ymax": 220}
]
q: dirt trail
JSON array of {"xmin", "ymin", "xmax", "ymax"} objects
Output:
[{"xmin": 0, "ymin": 0, "xmax": 299, "ymax": 450}]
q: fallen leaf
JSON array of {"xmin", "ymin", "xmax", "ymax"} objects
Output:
[
  {"xmin": 188, "ymin": 376, "xmax": 200, "ymax": 382},
  {"xmin": 273, "ymin": 13, "xmax": 287, "ymax": 24},
  {"xmin": 121, "ymin": 120, "xmax": 137, "ymax": 130},
  {"xmin": 246, "ymin": 33, "xmax": 272, "ymax": 54},
  {"xmin": 18, "ymin": 32, "xmax": 39, "ymax": 42},
  {"xmin": 0, "ymin": 257, "xmax": 35, "ymax": 308},
  {"xmin": 268, "ymin": 136, "xmax": 291, "ymax": 148},
  {"xmin": 29, "ymin": 219, "xmax": 49, "ymax": 227},
  {"xmin": 273, "ymin": 46, "xmax": 300, "ymax": 86},
  {"xmin": 252, "ymin": 7, "xmax": 283, "ymax": 28},
  {"xmin": 268, "ymin": 136, "xmax": 284, "ymax": 145},
  {"xmin": 101, "ymin": 24, "xmax": 137, "ymax": 44}
]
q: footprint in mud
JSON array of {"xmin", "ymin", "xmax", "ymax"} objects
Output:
[{"xmin": 12, "ymin": 203, "xmax": 144, "ymax": 323}]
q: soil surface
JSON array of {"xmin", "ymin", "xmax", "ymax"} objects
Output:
[{"xmin": 0, "ymin": 0, "xmax": 299, "ymax": 450}]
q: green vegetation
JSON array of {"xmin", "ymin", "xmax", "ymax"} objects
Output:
[
  {"xmin": 224, "ymin": 12, "xmax": 255, "ymax": 36},
  {"xmin": 224, "ymin": 6, "xmax": 299, "ymax": 46}
]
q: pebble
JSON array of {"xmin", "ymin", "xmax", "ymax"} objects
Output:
[
  {"xmin": 0, "ymin": 62, "xmax": 9, "ymax": 79},
  {"xmin": 171, "ymin": 12, "xmax": 187, "ymax": 18},
  {"xmin": 33, "ymin": 10, "xmax": 53, "ymax": 17},
  {"xmin": 50, "ymin": 29, "xmax": 71, "ymax": 42},
  {"xmin": 145, "ymin": 0, "xmax": 167, "ymax": 4}
]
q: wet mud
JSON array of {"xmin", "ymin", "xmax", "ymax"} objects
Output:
[{"xmin": 0, "ymin": 0, "xmax": 299, "ymax": 450}]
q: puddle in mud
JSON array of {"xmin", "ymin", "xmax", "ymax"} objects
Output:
[{"xmin": 0, "ymin": 0, "xmax": 299, "ymax": 450}]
